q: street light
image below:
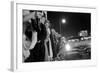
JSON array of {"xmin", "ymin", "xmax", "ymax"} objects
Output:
[
  {"xmin": 60, "ymin": 18, "xmax": 66, "ymax": 34},
  {"xmin": 61, "ymin": 18, "xmax": 66, "ymax": 24}
]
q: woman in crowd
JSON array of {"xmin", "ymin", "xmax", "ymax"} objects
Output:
[{"xmin": 44, "ymin": 20, "xmax": 53, "ymax": 61}]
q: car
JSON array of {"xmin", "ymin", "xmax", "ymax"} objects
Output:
[{"xmin": 56, "ymin": 36, "xmax": 91, "ymax": 60}]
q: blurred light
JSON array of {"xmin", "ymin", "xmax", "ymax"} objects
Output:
[
  {"xmin": 62, "ymin": 19, "xmax": 66, "ymax": 24},
  {"xmin": 65, "ymin": 44, "xmax": 71, "ymax": 51}
]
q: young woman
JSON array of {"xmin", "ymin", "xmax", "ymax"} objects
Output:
[{"xmin": 44, "ymin": 20, "xmax": 53, "ymax": 61}]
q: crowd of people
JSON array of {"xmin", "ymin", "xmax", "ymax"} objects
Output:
[{"xmin": 22, "ymin": 10, "xmax": 63, "ymax": 62}]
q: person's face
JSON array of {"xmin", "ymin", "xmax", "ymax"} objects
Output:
[
  {"xmin": 40, "ymin": 17, "xmax": 46, "ymax": 24},
  {"xmin": 36, "ymin": 12, "xmax": 43, "ymax": 19}
]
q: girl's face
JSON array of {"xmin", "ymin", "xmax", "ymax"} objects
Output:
[{"xmin": 45, "ymin": 22, "xmax": 50, "ymax": 28}]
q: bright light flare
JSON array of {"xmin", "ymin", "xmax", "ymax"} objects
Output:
[
  {"xmin": 65, "ymin": 44, "xmax": 71, "ymax": 51},
  {"xmin": 62, "ymin": 19, "xmax": 66, "ymax": 24}
]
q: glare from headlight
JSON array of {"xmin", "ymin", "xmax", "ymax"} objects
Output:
[{"xmin": 65, "ymin": 44, "xmax": 71, "ymax": 51}]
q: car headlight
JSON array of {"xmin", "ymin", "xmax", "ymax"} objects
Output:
[{"xmin": 65, "ymin": 44, "xmax": 71, "ymax": 51}]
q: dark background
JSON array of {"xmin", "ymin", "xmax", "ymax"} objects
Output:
[{"xmin": 47, "ymin": 11, "xmax": 91, "ymax": 38}]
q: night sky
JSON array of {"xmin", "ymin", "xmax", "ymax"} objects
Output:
[{"xmin": 47, "ymin": 11, "xmax": 91, "ymax": 38}]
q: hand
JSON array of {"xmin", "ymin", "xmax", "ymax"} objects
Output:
[{"xmin": 23, "ymin": 50, "xmax": 30, "ymax": 60}]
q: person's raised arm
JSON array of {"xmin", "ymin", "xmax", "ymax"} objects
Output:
[
  {"xmin": 48, "ymin": 38, "xmax": 53, "ymax": 58},
  {"xmin": 23, "ymin": 12, "xmax": 35, "ymax": 22},
  {"xmin": 29, "ymin": 31, "xmax": 37, "ymax": 50}
]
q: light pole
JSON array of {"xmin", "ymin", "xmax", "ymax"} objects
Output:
[{"xmin": 60, "ymin": 18, "xmax": 66, "ymax": 34}]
